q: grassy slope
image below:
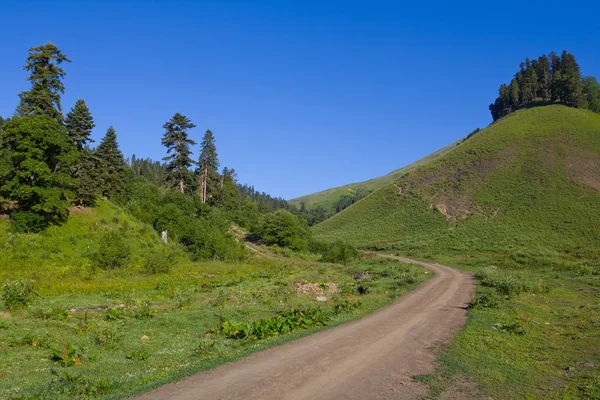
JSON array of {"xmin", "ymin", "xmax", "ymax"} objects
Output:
[
  {"xmin": 314, "ymin": 105, "xmax": 600, "ymax": 259},
  {"xmin": 291, "ymin": 140, "xmax": 459, "ymax": 210},
  {"xmin": 314, "ymin": 105, "xmax": 600, "ymax": 399},
  {"xmin": 0, "ymin": 202, "xmax": 430, "ymax": 399}
]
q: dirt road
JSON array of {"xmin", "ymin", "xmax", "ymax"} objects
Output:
[{"xmin": 135, "ymin": 256, "xmax": 475, "ymax": 400}]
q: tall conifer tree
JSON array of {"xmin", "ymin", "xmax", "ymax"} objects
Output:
[
  {"xmin": 96, "ymin": 126, "xmax": 128, "ymax": 199},
  {"xmin": 17, "ymin": 43, "xmax": 71, "ymax": 122},
  {"xmin": 65, "ymin": 99, "xmax": 95, "ymax": 150},
  {"xmin": 198, "ymin": 129, "xmax": 220, "ymax": 203},
  {"xmin": 161, "ymin": 113, "xmax": 197, "ymax": 193}
]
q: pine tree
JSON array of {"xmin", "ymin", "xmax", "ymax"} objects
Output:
[
  {"xmin": 509, "ymin": 78, "xmax": 521, "ymax": 110},
  {"xmin": 16, "ymin": 43, "xmax": 71, "ymax": 123},
  {"xmin": 65, "ymin": 99, "xmax": 95, "ymax": 150},
  {"xmin": 535, "ymin": 55, "xmax": 552, "ymax": 100},
  {"xmin": 96, "ymin": 126, "xmax": 128, "ymax": 199},
  {"xmin": 559, "ymin": 50, "xmax": 583, "ymax": 107},
  {"xmin": 161, "ymin": 113, "xmax": 196, "ymax": 193},
  {"xmin": 76, "ymin": 148, "xmax": 100, "ymax": 206},
  {"xmin": 215, "ymin": 167, "xmax": 239, "ymax": 211},
  {"xmin": 582, "ymin": 76, "xmax": 600, "ymax": 113},
  {"xmin": 550, "ymin": 52, "xmax": 562, "ymax": 102},
  {"xmin": 198, "ymin": 129, "xmax": 220, "ymax": 203}
]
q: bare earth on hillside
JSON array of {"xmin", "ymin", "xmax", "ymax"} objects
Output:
[{"xmin": 135, "ymin": 256, "xmax": 475, "ymax": 400}]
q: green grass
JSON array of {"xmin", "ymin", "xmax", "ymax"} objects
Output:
[
  {"xmin": 0, "ymin": 207, "xmax": 430, "ymax": 399},
  {"xmin": 313, "ymin": 105, "xmax": 600, "ymax": 398},
  {"xmin": 291, "ymin": 139, "xmax": 460, "ymax": 210}
]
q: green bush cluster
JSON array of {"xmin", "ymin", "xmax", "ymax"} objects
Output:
[
  {"xmin": 90, "ymin": 231, "xmax": 130, "ymax": 270},
  {"xmin": 309, "ymin": 239, "xmax": 359, "ymax": 265},
  {"xmin": 475, "ymin": 267, "xmax": 549, "ymax": 297},
  {"xmin": 217, "ymin": 307, "xmax": 329, "ymax": 340},
  {"xmin": 142, "ymin": 245, "xmax": 179, "ymax": 274},
  {"xmin": 2, "ymin": 279, "xmax": 37, "ymax": 310}
]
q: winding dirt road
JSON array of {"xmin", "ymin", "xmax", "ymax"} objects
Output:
[{"xmin": 135, "ymin": 256, "xmax": 475, "ymax": 400}]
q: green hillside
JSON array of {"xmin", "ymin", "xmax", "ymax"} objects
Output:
[
  {"xmin": 313, "ymin": 104, "xmax": 600, "ymax": 399},
  {"xmin": 291, "ymin": 140, "xmax": 459, "ymax": 210},
  {"xmin": 314, "ymin": 105, "xmax": 600, "ymax": 261}
]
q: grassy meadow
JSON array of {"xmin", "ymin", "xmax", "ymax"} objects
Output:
[
  {"xmin": 0, "ymin": 206, "xmax": 430, "ymax": 399},
  {"xmin": 314, "ymin": 106, "xmax": 600, "ymax": 398}
]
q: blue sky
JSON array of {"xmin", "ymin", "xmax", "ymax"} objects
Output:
[{"xmin": 1, "ymin": 1, "xmax": 599, "ymax": 199}]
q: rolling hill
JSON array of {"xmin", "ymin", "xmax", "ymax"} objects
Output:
[
  {"xmin": 313, "ymin": 105, "xmax": 600, "ymax": 264},
  {"xmin": 291, "ymin": 140, "xmax": 460, "ymax": 210}
]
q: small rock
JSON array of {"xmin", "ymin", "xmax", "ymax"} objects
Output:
[
  {"xmin": 316, "ymin": 296, "xmax": 328, "ymax": 302},
  {"xmin": 141, "ymin": 335, "xmax": 150, "ymax": 341}
]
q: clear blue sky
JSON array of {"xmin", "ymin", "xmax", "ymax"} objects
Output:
[{"xmin": 1, "ymin": 1, "xmax": 599, "ymax": 199}]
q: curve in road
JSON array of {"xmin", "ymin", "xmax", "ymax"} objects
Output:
[{"xmin": 135, "ymin": 256, "xmax": 475, "ymax": 400}]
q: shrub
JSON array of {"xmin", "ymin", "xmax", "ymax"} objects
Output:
[
  {"xmin": 469, "ymin": 291, "xmax": 502, "ymax": 309},
  {"xmin": 475, "ymin": 267, "xmax": 549, "ymax": 297},
  {"xmin": 2, "ymin": 279, "xmax": 37, "ymax": 310},
  {"xmin": 216, "ymin": 307, "xmax": 329, "ymax": 340},
  {"xmin": 95, "ymin": 321, "xmax": 121, "ymax": 347},
  {"xmin": 126, "ymin": 349, "xmax": 149, "ymax": 361},
  {"xmin": 142, "ymin": 245, "xmax": 178, "ymax": 274},
  {"xmin": 30, "ymin": 305, "xmax": 69, "ymax": 320},
  {"xmin": 104, "ymin": 308, "xmax": 125, "ymax": 321},
  {"xmin": 50, "ymin": 343, "xmax": 82, "ymax": 367},
  {"xmin": 90, "ymin": 231, "xmax": 131, "ymax": 270},
  {"xmin": 314, "ymin": 240, "xmax": 358, "ymax": 266},
  {"xmin": 10, "ymin": 211, "xmax": 47, "ymax": 233},
  {"xmin": 251, "ymin": 210, "xmax": 309, "ymax": 251}
]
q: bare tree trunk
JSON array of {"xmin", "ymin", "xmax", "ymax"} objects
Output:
[
  {"xmin": 200, "ymin": 168, "xmax": 208, "ymax": 203},
  {"xmin": 179, "ymin": 178, "xmax": 185, "ymax": 193}
]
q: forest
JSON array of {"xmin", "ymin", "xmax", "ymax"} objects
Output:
[
  {"xmin": 0, "ymin": 43, "xmax": 353, "ymax": 263},
  {"xmin": 489, "ymin": 50, "xmax": 600, "ymax": 121}
]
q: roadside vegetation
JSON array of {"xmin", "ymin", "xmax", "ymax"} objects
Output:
[{"xmin": 0, "ymin": 215, "xmax": 429, "ymax": 398}]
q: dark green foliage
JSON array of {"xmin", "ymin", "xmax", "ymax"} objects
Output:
[
  {"xmin": 319, "ymin": 240, "xmax": 359, "ymax": 265},
  {"xmin": 16, "ymin": 43, "xmax": 71, "ymax": 123},
  {"xmin": 251, "ymin": 209, "xmax": 309, "ymax": 251},
  {"xmin": 217, "ymin": 307, "xmax": 329, "ymax": 340},
  {"xmin": 125, "ymin": 179, "xmax": 246, "ymax": 261},
  {"xmin": 198, "ymin": 129, "xmax": 220, "ymax": 203},
  {"xmin": 130, "ymin": 155, "xmax": 167, "ymax": 187},
  {"xmin": 489, "ymin": 50, "xmax": 594, "ymax": 121},
  {"xmin": 74, "ymin": 148, "xmax": 100, "ymax": 206},
  {"xmin": 332, "ymin": 188, "xmax": 372, "ymax": 213},
  {"xmin": 161, "ymin": 113, "xmax": 196, "ymax": 193},
  {"xmin": 90, "ymin": 231, "xmax": 131, "ymax": 270},
  {"xmin": 2, "ymin": 279, "xmax": 37, "ymax": 310},
  {"xmin": 582, "ymin": 76, "xmax": 600, "ymax": 113},
  {"xmin": 65, "ymin": 99, "xmax": 95, "ymax": 150},
  {"xmin": 9, "ymin": 211, "xmax": 47, "ymax": 233},
  {"xmin": 95, "ymin": 126, "xmax": 129, "ymax": 199},
  {"xmin": 0, "ymin": 115, "xmax": 77, "ymax": 231}
]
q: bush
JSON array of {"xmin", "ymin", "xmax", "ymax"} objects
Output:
[
  {"xmin": 251, "ymin": 210, "xmax": 309, "ymax": 251},
  {"xmin": 216, "ymin": 307, "xmax": 329, "ymax": 340},
  {"xmin": 142, "ymin": 245, "xmax": 178, "ymax": 274},
  {"xmin": 318, "ymin": 240, "xmax": 359, "ymax": 266},
  {"xmin": 90, "ymin": 231, "xmax": 131, "ymax": 270},
  {"xmin": 10, "ymin": 211, "xmax": 48, "ymax": 233},
  {"xmin": 469, "ymin": 291, "xmax": 502, "ymax": 309},
  {"xmin": 475, "ymin": 267, "xmax": 549, "ymax": 297},
  {"xmin": 2, "ymin": 279, "xmax": 37, "ymax": 310}
]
